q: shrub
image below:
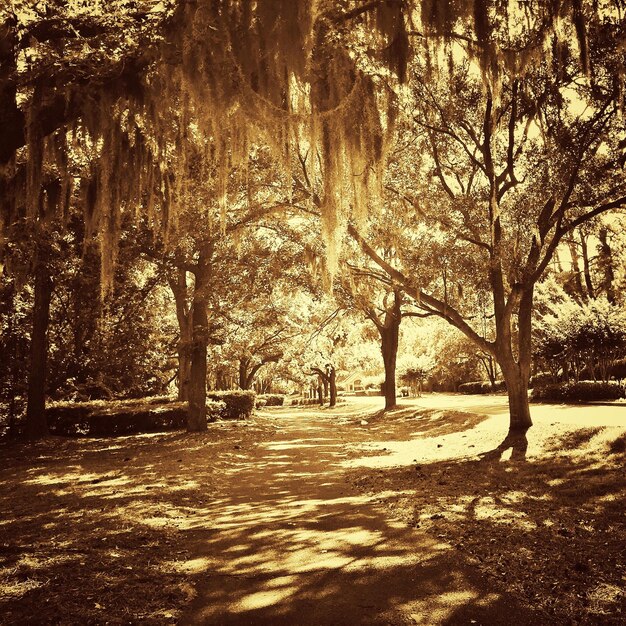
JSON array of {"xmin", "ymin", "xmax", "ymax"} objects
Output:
[
  {"xmin": 290, "ymin": 398, "xmax": 323, "ymax": 406},
  {"xmin": 207, "ymin": 390, "xmax": 255, "ymax": 419},
  {"xmin": 47, "ymin": 398, "xmax": 186, "ymax": 437},
  {"xmin": 531, "ymin": 381, "xmax": 625, "ymax": 402},
  {"xmin": 459, "ymin": 381, "xmax": 485, "ymax": 394},
  {"xmin": 609, "ymin": 358, "xmax": 626, "ymax": 381},
  {"xmin": 206, "ymin": 399, "xmax": 227, "ymax": 421},
  {"xmin": 256, "ymin": 394, "xmax": 285, "ymax": 407},
  {"xmin": 529, "ymin": 372, "xmax": 555, "ymax": 388}
]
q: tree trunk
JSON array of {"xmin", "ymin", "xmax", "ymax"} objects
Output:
[
  {"xmin": 598, "ymin": 227, "xmax": 616, "ymax": 303},
  {"xmin": 169, "ymin": 268, "xmax": 192, "ymax": 402},
  {"xmin": 239, "ymin": 357, "xmax": 251, "ymax": 390},
  {"xmin": 380, "ymin": 321, "xmax": 399, "ymax": 411},
  {"xmin": 245, "ymin": 360, "xmax": 274, "ymax": 390},
  {"xmin": 188, "ymin": 294, "xmax": 208, "ymax": 430},
  {"xmin": 579, "ymin": 232, "xmax": 595, "ymax": 300},
  {"xmin": 187, "ymin": 248, "xmax": 212, "ymax": 432},
  {"xmin": 501, "ymin": 362, "xmax": 532, "ymax": 432},
  {"xmin": 25, "ymin": 261, "xmax": 53, "ymax": 440},
  {"xmin": 328, "ymin": 365, "xmax": 337, "ymax": 408},
  {"xmin": 178, "ymin": 346, "xmax": 191, "ymax": 401},
  {"xmin": 567, "ymin": 238, "xmax": 586, "ymax": 301},
  {"xmin": 479, "ymin": 354, "xmax": 497, "ymax": 389},
  {"xmin": 497, "ymin": 287, "xmax": 534, "ymax": 433}
]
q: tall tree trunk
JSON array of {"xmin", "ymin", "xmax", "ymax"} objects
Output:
[
  {"xmin": 567, "ymin": 238, "xmax": 586, "ymax": 301},
  {"xmin": 187, "ymin": 246, "xmax": 212, "ymax": 432},
  {"xmin": 380, "ymin": 317, "xmax": 400, "ymax": 411},
  {"xmin": 579, "ymin": 231, "xmax": 595, "ymax": 300},
  {"xmin": 168, "ymin": 268, "xmax": 192, "ymax": 401},
  {"xmin": 497, "ymin": 288, "xmax": 533, "ymax": 433},
  {"xmin": 598, "ymin": 227, "xmax": 616, "ymax": 303},
  {"xmin": 188, "ymin": 294, "xmax": 208, "ymax": 430},
  {"xmin": 327, "ymin": 365, "xmax": 337, "ymax": 408},
  {"xmin": 239, "ymin": 357, "xmax": 251, "ymax": 390},
  {"xmin": 25, "ymin": 261, "xmax": 53, "ymax": 440}
]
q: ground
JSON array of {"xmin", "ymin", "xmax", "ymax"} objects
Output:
[{"xmin": 0, "ymin": 395, "xmax": 625, "ymax": 625}]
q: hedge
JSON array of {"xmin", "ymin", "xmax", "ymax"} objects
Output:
[
  {"xmin": 531, "ymin": 381, "xmax": 625, "ymax": 402},
  {"xmin": 207, "ymin": 390, "xmax": 256, "ymax": 419},
  {"xmin": 256, "ymin": 394, "xmax": 285, "ymax": 407},
  {"xmin": 47, "ymin": 396, "xmax": 241, "ymax": 436},
  {"xmin": 47, "ymin": 398, "xmax": 187, "ymax": 437},
  {"xmin": 290, "ymin": 398, "xmax": 325, "ymax": 406},
  {"xmin": 458, "ymin": 380, "xmax": 506, "ymax": 394}
]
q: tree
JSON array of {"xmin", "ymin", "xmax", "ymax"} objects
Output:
[
  {"xmin": 2, "ymin": 2, "xmax": 623, "ymax": 439},
  {"xmin": 397, "ymin": 353, "xmax": 434, "ymax": 397},
  {"xmin": 337, "ymin": 263, "xmax": 429, "ymax": 410},
  {"xmin": 536, "ymin": 296, "xmax": 626, "ymax": 383},
  {"xmin": 350, "ymin": 20, "xmax": 626, "ymax": 432},
  {"xmin": 210, "ymin": 224, "xmax": 315, "ymax": 392}
]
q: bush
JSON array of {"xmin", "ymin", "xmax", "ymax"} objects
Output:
[
  {"xmin": 207, "ymin": 390, "xmax": 255, "ymax": 419},
  {"xmin": 609, "ymin": 358, "xmax": 626, "ymax": 381},
  {"xmin": 529, "ymin": 372, "xmax": 555, "ymax": 388},
  {"xmin": 458, "ymin": 381, "xmax": 506, "ymax": 394},
  {"xmin": 531, "ymin": 381, "xmax": 625, "ymax": 402},
  {"xmin": 206, "ymin": 399, "xmax": 227, "ymax": 421},
  {"xmin": 47, "ymin": 398, "xmax": 186, "ymax": 437},
  {"xmin": 256, "ymin": 394, "xmax": 285, "ymax": 407}
]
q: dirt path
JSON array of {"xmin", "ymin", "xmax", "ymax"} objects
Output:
[
  {"xmin": 180, "ymin": 404, "xmax": 539, "ymax": 625},
  {"xmin": 3, "ymin": 397, "xmax": 622, "ymax": 624}
]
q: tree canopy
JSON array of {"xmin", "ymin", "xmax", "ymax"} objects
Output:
[{"xmin": 1, "ymin": 1, "xmax": 625, "ymax": 435}]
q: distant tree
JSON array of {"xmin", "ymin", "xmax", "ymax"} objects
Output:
[
  {"xmin": 397, "ymin": 354, "xmax": 434, "ymax": 397},
  {"xmin": 536, "ymin": 297, "xmax": 626, "ymax": 383}
]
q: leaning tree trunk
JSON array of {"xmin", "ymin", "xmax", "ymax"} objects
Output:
[
  {"xmin": 380, "ymin": 319, "xmax": 400, "ymax": 411},
  {"xmin": 25, "ymin": 261, "xmax": 53, "ymax": 440}
]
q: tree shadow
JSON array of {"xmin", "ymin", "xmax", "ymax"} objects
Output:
[
  {"xmin": 0, "ymin": 413, "xmax": 541, "ymax": 625},
  {"xmin": 1, "ymin": 408, "xmax": 623, "ymax": 624},
  {"xmin": 343, "ymin": 424, "xmax": 626, "ymax": 624}
]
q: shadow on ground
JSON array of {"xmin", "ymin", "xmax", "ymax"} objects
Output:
[
  {"xmin": 344, "ymin": 423, "xmax": 626, "ymax": 625},
  {"xmin": 0, "ymin": 402, "xmax": 624, "ymax": 624},
  {"xmin": 178, "ymin": 414, "xmax": 540, "ymax": 625}
]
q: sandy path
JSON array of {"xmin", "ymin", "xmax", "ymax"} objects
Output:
[{"xmin": 180, "ymin": 405, "xmax": 540, "ymax": 625}]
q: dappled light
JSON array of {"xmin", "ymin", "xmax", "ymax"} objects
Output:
[
  {"xmin": 0, "ymin": 397, "xmax": 565, "ymax": 624},
  {"xmin": 1, "ymin": 395, "xmax": 625, "ymax": 622},
  {"xmin": 2, "ymin": 3, "xmax": 626, "ymax": 621}
]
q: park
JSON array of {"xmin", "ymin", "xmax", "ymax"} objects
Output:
[{"xmin": 1, "ymin": 1, "xmax": 626, "ymax": 624}]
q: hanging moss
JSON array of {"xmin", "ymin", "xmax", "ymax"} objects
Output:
[
  {"xmin": 2, "ymin": 0, "xmax": 617, "ymax": 294},
  {"xmin": 572, "ymin": 0, "xmax": 590, "ymax": 76}
]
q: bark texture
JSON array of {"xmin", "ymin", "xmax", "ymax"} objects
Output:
[{"xmin": 25, "ymin": 261, "xmax": 53, "ymax": 439}]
